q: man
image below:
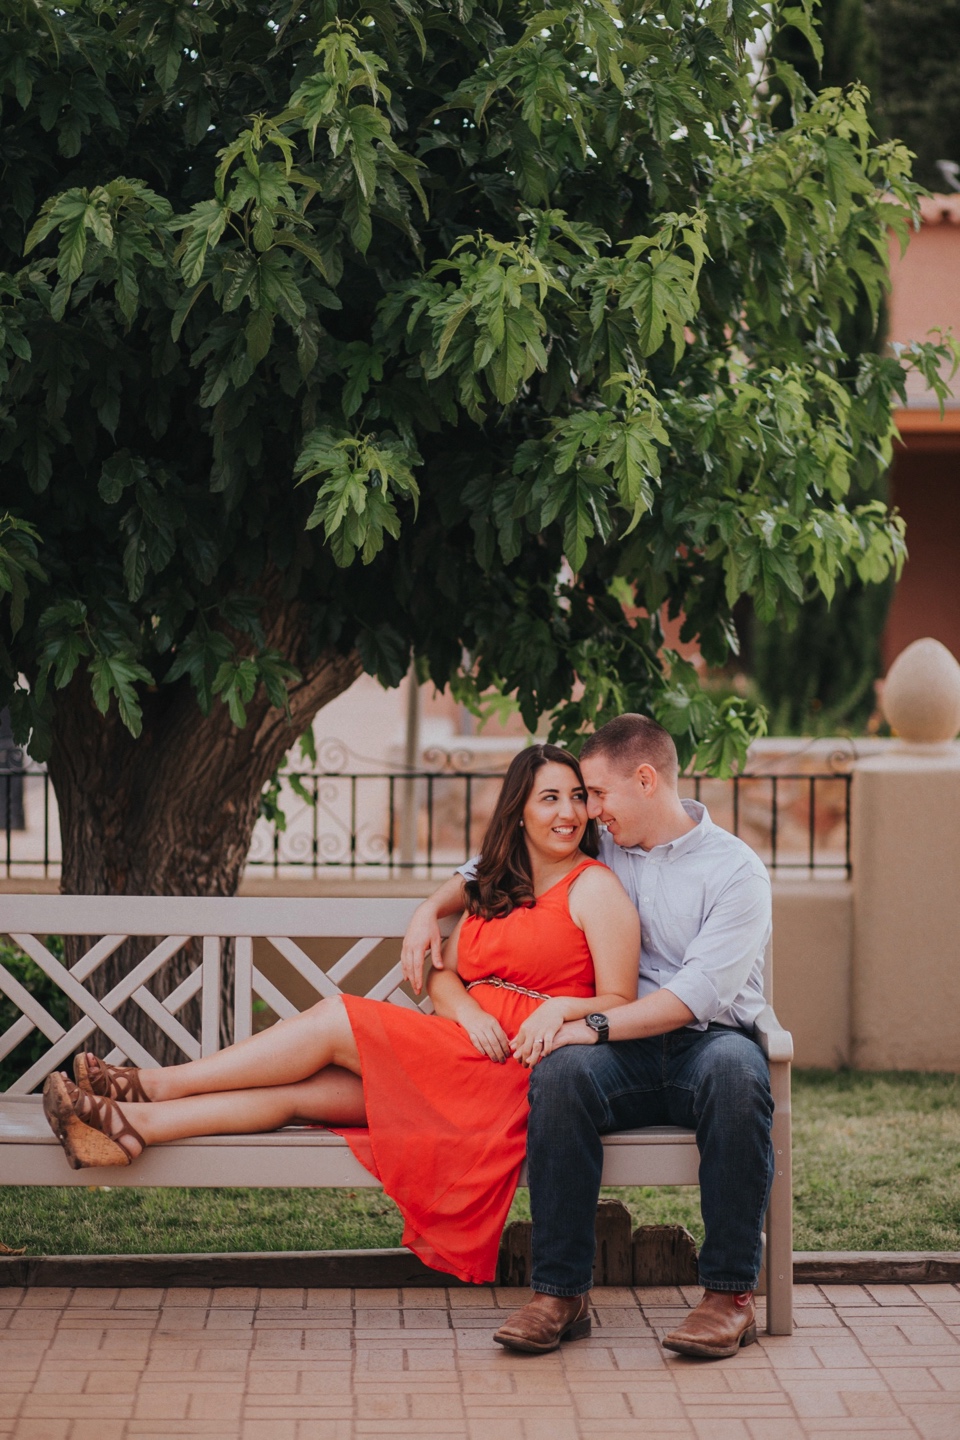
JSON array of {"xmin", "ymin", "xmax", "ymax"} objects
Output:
[{"xmin": 401, "ymin": 713, "xmax": 773, "ymax": 1360}]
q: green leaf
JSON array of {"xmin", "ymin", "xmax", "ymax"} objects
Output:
[
  {"xmin": 98, "ymin": 452, "xmax": 143, "ymax": 504},
  {"xmin": 780, "ymin": 4, "xmax": 825, "ymax": 65},
  {"xmin": 89, "ymin": 652, "xmax": 153, "ymax": 737},
  {"xmin": 245, "ymin": 308, "xmax": 274, "ymax": 364},
  {"xmin": 0, "ymin": 515, "xmax": 46, "ymax": 637},
  {"xmin": 173, "ymin": 199, "xmax": 229, "ymax": 286},
  {"xmin": 341, "ymin": 343, "xmax": 384, "ymax": 418},
  {"xmin": 164, "ymin": 628, "xmax": 234, "ymax": 715},
  {"xmin": 212, "ymin": 656, "xmax": 259, "ymax": 727},
  {"xmin": 357, "ymin": 623, "xmax": 407, "ymax": 688},
  {"xmin": 257, "ymin": 649, "xmax": 301, "ymax": 714}
]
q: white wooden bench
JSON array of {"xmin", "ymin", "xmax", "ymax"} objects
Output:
[{"xmin": 0, "ymin": 895, "xmax": 793, "ymax": 1333}]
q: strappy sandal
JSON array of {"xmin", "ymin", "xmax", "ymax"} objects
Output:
[
  {"xmin": 42, "ymin": 1072, "xmax": 145, "ymax": 1170},
  {"xmin": 73, "ymin": 1052, "xmax": 150, "ymax": 1103}
]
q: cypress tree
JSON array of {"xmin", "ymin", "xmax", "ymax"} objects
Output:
[{"xmin": 866, "ymin": 1, "xmax": 960, "ymax": 189}]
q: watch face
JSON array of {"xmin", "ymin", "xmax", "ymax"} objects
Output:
[{"xmin": 586, "ymin": 1013, "xmax": 607, "ymax": 1029}]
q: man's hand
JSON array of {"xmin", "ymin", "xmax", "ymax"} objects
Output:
[
  {"xmin": 510, "ymin": 1000, "xmax": 568, "ymax": 1067},
  {"xmin": 458, "ymin": 1008, "xmax": 512, "ymax": 1063},
  {"xmin": 401, "ymin": 901, "xmax": 445, "ymax": 994},
  {"xmin": 400, "ymin": 875, "xmax": 467, "ymax": 993},
  {"xmin": 549, "ymin": 1019, "xmax": 596, "ymax": 1050}
]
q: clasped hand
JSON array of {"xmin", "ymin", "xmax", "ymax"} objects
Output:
[
  {"xmin": 509, "ymin": 999, "xmax": 568, "ymax": 1067},
  {"xmin": 458, "ymin": 998, "xmax": 568, "ymax": 1066}
]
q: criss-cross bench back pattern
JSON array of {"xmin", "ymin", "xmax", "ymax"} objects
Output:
[{"xmin": 0, "ymin": 894, "xmax": 794, "ymax": 1334}]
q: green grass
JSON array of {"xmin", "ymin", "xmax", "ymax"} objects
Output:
[{"xmin": 2, "ymin": 1070, "xmax": 959, "ymax": 1257}]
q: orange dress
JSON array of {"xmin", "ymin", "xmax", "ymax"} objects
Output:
[{"xmin": 336, "ymin": 857, "xmax": 600, "ymax": 1284}]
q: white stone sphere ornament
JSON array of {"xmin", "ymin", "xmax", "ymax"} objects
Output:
[{"xmin": 881, "ymin": 638, "xmax": 960, "ymax": 746}]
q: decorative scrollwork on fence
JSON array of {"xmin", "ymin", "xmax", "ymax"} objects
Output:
[
  {"xmin": 315, "ymin": 738, "xmax": 351, "ymax": 773},
  {"xmin": 420, "ymin": 745, "xmax": 499, "ymax": 774}
]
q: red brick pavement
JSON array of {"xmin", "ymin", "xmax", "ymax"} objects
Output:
[{"xmin": 1, "ymin": 1281, "xmax": 959, "ymax": 1439}]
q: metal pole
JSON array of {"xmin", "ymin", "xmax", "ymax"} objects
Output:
[
  {"xmin": 399, "ymin": 666, "xmax": 420, "ymax": 867},
  {"xmin": 808, "ymin": 777, "xmax": 816, "ymax": 872}
]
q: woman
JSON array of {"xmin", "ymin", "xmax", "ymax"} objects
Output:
[{"xmin": 43, "ymin": 744, "xmax": 640, "ymax": 1282}]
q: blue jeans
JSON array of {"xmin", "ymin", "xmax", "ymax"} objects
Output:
[{"xmin": 526, "ymin": 1025, "xmax": 774, "ymax": 1295}]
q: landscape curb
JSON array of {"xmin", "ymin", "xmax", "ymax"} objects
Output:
[
  {"xmin": 792, "ymin": 1251, "xmax": 960, "ymax": 1284},
  {"xmin": 2, "ymin": 1248, "xmax": 959, "ymax": 1288}
]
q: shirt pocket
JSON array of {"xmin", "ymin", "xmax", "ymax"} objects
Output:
[{"xmin": 662, "ymin": 874, "xmax": 705, "ymax": 922}]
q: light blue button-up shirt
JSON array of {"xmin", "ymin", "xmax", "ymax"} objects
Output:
[
  {"xmin": 595, "ymin": 800, "xmax": 770, "ymax": 1030},
  {"xmin": 460, "ymin": 799, "xmax": 771, "ymax": 1031}
]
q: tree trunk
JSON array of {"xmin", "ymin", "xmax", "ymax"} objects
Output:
[{"xmin": 46, "ymin": 617, "xmax": 361, "ymax": 1064}]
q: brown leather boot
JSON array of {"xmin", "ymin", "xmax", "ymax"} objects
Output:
[
  {"xmin": 493, "ymin": 1292, "xmax": 592, "ymax": 1354},
  {"xmin": 661, "ymin": 1289, "xmax": 757, "ymax": 1359}
]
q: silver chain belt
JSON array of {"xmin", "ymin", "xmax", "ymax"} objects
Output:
[{"xmin": 466, "ymin": 976, "xmax": 553, "ymax": 1001}]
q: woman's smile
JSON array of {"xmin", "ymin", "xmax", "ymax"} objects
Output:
[{"xmin": 519, "ymin": 762, "xmax": 590, "ymax": 859}]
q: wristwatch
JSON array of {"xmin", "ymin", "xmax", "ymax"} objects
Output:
[{"xmin": 585, "ymin": 1013, "xmax": 609, "ymax": 1044}]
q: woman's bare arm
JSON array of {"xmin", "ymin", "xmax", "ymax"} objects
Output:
[
  {"xmin": 510, "ymin": 866, "xmax": 640, "ymax": 1065},
  {"xmin": 426, "ymin": 915, "xmax": 511, "ymax": 1063},
  {"xmin": 549, "ymin": 868, "xmax": 694, "ymax": 1048}
]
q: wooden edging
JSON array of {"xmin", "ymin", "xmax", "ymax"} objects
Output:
[
  {"xmin": 792, "ymin": 1251, "xmax": 960, "ymax": 1284},
  {"xmin": 2, "ymin": 1248, "xmax": 960, "ymax": 1289},
  {"xmin": 0, "ymin": 1248, "xmax": 469, "ymax": 1289}
]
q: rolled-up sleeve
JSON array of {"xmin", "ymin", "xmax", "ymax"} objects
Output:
[{"xmin": 662, "ymin": 866, "xmax": 771, "ymax": 1024}]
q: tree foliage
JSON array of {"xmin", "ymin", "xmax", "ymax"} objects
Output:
[
  {"xmin": 752, "ymin": 0, "xmax": 889, "ymax": 734},
  {"xmin": 771, "ymin": 0, "xmax": 879, "ymax": 125},
  {"xmin": 0, "ymin": 0, "xmax": 953, "ymax": 788}
]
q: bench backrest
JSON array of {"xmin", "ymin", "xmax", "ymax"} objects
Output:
[{"xmin": 0, "ymin": 896, "xmax": 428, "ymax": 1094}]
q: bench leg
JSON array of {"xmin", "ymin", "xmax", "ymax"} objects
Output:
[{"xmin": 764, "ymin": 1058, "xmax": 793, "ymax": 1335}]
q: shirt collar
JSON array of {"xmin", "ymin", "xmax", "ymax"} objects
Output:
[{"xmin": 617, "ymin": 798, "xmax": 712, "ymax": 858}]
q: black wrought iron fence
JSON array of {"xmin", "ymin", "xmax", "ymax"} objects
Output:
[
  {"xmin": 0, "ymin": 766, "xmax": 55, "ymax": 879},
  {"xmin": 0, "ymin": 760, "xmax": 846, "ymax": 881},
  {"xmin": 0, "ymin": 761, "xmax": 852, "ymax": 880},
  {"xmin": 681, "ymin": 772, "xmax": 852, "ymax": 876},
  {"xmin": 246, "ymin": 767, "xmax": 852, "ymax": 877}
]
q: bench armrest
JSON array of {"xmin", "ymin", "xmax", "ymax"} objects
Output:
[{"xmin": 754, "ymin": 1004, "xmax": 793, "ymax": 1064}]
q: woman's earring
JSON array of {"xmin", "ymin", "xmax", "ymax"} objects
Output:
[{"xmin": 519, "ymin": 820, "xmax": 524, "ymax": 827}]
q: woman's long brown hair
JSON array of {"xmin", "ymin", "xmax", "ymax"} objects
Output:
[{"xmin": 464, "ymin": 744, "xmax": 599, "ymax": 921}]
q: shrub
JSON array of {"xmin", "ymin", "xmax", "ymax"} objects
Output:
[{"xmin": 0, "ymin": 936, "xmax": 68, "ymax": 1092}]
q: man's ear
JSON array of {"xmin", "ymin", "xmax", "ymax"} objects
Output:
[{"xmin": 636, "ymin": 763, "xmax": 658, "ymax": 794}]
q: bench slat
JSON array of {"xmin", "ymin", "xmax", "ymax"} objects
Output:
[
  {"xmin": 1, "ymin": 896, "xmax": 425, "ymax": 936},
  {"xmin": 0, "ymin": 1097, "xmax": 702, "ymax": 1188}
]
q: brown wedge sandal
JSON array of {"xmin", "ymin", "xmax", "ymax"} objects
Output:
[
  {"xmin": 42, "ymin": 1072, "xmax": 145, "ymax": 1170},
  {"xmin": 73, "ymin": 1052, "xmax": 150, "ymax": 1103}
]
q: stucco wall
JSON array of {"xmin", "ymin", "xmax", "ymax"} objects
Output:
[
  {"xmin": 851, "ymin": 751, "xmax": 960, "ymax": 1071},
  {"xmin": 771, "ymin": 882, "xmax": 852, "ymax": 1070}
]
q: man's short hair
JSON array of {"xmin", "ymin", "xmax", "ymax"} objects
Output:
[{"xmin": 580, "ymin": 713, "xmax": 679, "ymax": 784}]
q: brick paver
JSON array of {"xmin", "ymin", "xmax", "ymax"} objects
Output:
[{"xmin": 1, "ymin": 1281, "xmax": 958, "ymax": 1438}]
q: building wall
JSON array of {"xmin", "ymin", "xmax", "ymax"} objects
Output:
[
  {"xmin": 885, "ymin": 446, "xmax": 960, "ymax": 665},
  {"xmin": 884, "ymin": 194, "xmax": 960, "ymax": 670},
  {"xmin": 886, "ymin": 198, "xmax": 960, "ymax": 405}
]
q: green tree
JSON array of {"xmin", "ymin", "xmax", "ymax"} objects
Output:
[
  {"xmin": 772, "ymin": 0, "xmax": 879, "ymax": 109},
  {"xmin": 0, "ymin": 1, "xmax": 951, "ymax": 1045}
]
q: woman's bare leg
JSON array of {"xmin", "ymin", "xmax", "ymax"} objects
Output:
[
  {"xmin": 124, "ymin": 996, "xmax": 361, "ymax": 1102},
  {"xmin": 121, "ymin": 1066, "xmax": 367, "ymax": 1146}
]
